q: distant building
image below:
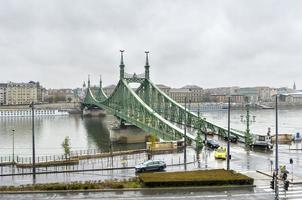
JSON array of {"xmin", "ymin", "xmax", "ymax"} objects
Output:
[
  {"xmin": 46, "ymin": 88, "xmax": 74, "ymax": 103},
  {"xmin": 204, "ymin": 87, "xmax": 240, "ymax": 96},
  {"xmin": 169, "ymin": 88, "xmax": 191, "ymax": 103},
  {"xmin": 277, "ymin": 87, "xmax": 295, "ymax": 95},
  {"xmin": 279, "ymin": 92, "xmax": 302, "ymax": 103},
  {"xmin": 169, "ymin": 85, "xmax": 203, "ymax": 103},
  {"xmin": 211, "ymin": 94, "xmax": 246, "ymax": 103},
  {"xmin": 156, "ymin": 84, "xmax": 171, "ymax": 95},
  {"xmin": 73, "ymin": 87, "xmax": 85, "ymax": 102},
  {"xmin": 232, "ymin": 87, "xmax": 276, "ymax": 103},
  {"xmin": 103, "ymin": 84, "xmax": 116, "ymax": 96},
  {"xmin": 4, "ymin": 81, "xmax": 44, "ymax": 105},
  {"xmin": 0, "ymin": 83, "xmax": 7, "ymax": 105}
]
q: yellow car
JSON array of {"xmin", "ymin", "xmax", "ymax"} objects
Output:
[{"xmin": 214, "ymin": 147, "xmax": 227, "ymax": 159}]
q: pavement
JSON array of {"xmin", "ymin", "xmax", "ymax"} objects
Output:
[{"xmin": 1, "ymin": 183, "xmax": 302, "ymax": 199}]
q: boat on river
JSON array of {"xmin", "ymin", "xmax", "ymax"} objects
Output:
[{"xmin": 0, "ymin": 109, "xmax": 69, "ymax": 117}]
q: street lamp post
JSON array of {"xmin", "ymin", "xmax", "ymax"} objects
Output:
[
  {"xmin": 227, "ymin": 96, "xmax": 231, "ymax": 170},
  {"xmin": 203, "ymin": 117, "xmax": 208, "ymax": 169},
  {"xmin": 30, "ymin": 102, "xmax": 36, "ymax": 181},
  {"xmin": 12, "ymin": 129, "xmax": 15, "ymax": 164},
  {"xmin": 275, "ymin": 95, "xmax": 279, "ymax": 200}
]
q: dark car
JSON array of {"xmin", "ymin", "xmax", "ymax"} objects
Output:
[
  {"xmin": 135, "ymin": 160, "xmax": 166, "ymax": 173},
  {"xmin": 206, "ymin": 139, "xmax": 220, "ymax": 149},
  {"xmin": 224, "ymin": 135, "xmax": 238, "ymax": 143}
]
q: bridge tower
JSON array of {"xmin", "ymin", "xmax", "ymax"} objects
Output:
[
  {"xmin": 144, "ymin": 51, "xmax": 150, "ymax": 105},
  {"xmin": 88, "ymin": 74, "xmax": 90, "ymax": 88},
  {"xmin": 119, "ymin": 50, "xmax": 125, "ymax": 79},
  {"xmin": 144, "ymin": 51, "xmax": 150, "ymax": 80}
]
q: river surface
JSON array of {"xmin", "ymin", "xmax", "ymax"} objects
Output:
[{"xmin": 0, "ymin": 108, "xmax": 301, "ymax": 157}]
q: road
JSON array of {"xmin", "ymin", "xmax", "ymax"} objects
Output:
[
  {"xmin": 1, "ymin": 136, "xmax": 302, "ymax": 200},
  {"xmin": 1, "ymin": 184, "xmax": 302, "ymax": 200},
  {"xmin": 1, "ymin": 137, "xmax": 302, "ymax": 186}
]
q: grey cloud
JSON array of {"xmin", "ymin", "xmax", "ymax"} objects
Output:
[{"xmin": 0, "ymin": 0, "xmax": 301, "ymax": 89}]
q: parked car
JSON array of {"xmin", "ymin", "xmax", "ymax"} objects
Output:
[
  {"xmin": 224, "ymin": 134, "xmax": 238, "ymax": 143},
  {"xmin": 251, "ymin": 135, "xmax": 273, "ymax": 149},
  {"xmin": 293, "ymin": 132, "xmax": 302, "ymax": 142},
  {"xmin": 135, "ymin": 160, "xmax": 166, "ymax": 173},
  {"xmin": 206, "ymin": 139, "xmax": 220, "ymax": 149},
  {"xmin": 214, "ymin": 147, "xmax": 227, "ymax": 159},
  {"xmin": 206, "ymin": 131, "xmax": 215, "ymax": 136}
]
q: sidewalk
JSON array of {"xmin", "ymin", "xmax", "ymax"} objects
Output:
[{"xmin": 240, "ymin": 171, "xmax": 271, "ymax": 186}]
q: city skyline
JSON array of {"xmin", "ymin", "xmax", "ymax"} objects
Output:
[
  {"xmin": 0, "ymin": 1, "xmax": 301, "ymax": 89},
  {"xmin": 0, "ymin": 80, "xmax": 298, "ymax": 90}
]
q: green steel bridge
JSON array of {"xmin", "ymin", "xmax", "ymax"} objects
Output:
[{"xmin": 82, "ymin": 51, "xmax": 253, "ymax": 145}]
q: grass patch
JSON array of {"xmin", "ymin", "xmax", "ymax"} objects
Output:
[
  {"xmin": 139, "ymin": 169, "xmax": 254, "ymax": 187},
  {"xmin": 16, "ymin": 159, "xmax": 79, "ymax": 168},
  {"xmin": 0, "ymin": 178, "xmax": 141, "ymax": 192}
]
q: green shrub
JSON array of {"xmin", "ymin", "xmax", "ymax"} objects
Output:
[{"xmin": 139, "ymin": 169, "xmax": 254, "ymax": 187}]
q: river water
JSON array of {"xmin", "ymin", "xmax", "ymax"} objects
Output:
[{"xmin": 0, "ymin": 108, "xmax": 301, "ymax": 157}]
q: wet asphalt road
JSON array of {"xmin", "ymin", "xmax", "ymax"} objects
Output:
[
  {"xmin": 1, "ymin": 138, "xmax": 302, "ymax": 186},
  {"xmin": 1, "ymin": 139, "xmax": 302, "ymax": 199},
  {"xmin": 1, "ymin": 184, "xmax": 302, "ymax": 200}
]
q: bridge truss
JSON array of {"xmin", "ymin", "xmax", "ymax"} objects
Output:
[{"xmin": 82, "ymin": 51, "xmax": 252, "ymax": 145}]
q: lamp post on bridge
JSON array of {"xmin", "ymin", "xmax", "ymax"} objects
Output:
[{"xmin": 244, "ymin": 96, "xmax": 253, "ymax": 146}]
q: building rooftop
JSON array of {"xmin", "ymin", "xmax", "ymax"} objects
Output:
[
  {"xmin": 103, "ymin": 84, "xmax": 116, "ymax": 89},
  {"xmin": 280, "ymin": 92, "xmax": 302, "ymax": 97},
  {"xmin": 181, "ymin": 85, "xmax": 202, "ymax": 89},
  {"xmin": 156, "ymin": 84, "xmax": 171, "ymax": 89},
  {"xmin": 170, "ymin": 88, "xmax": 191, "ymax": 93}
]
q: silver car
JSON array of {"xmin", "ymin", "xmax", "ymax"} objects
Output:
[{"xmin": 135, "ymin": 160, "xmax": 166, "ymax": 173}]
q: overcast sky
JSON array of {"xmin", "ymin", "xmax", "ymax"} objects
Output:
[{"xmin": 0, "ymin": 0, "xmax": 301, "ymax": 89}]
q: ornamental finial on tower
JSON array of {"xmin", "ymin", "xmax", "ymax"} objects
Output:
[
  {"xmin": 145, "ymin": 51, "xmax": 149, "ymax": 66},
  {"xmin": 144, "ymin": 51, "xmax": 150, "ymax": 79},
  {"xmin": 119, "ymin": 50, "xmax": 125, "ymax": 79},
  {"xmin": 88, "ymin": 74, "xmax": 90, "ymax": 88},
  {"xmin": 99, "ymin": 75, "xmax": 102, "ymax": 88},
  {"xmin": 120, "ymin": 50, "xmax": 125, "ymax": 66}
]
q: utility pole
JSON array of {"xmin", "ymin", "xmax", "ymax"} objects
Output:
[
  {"xmin": 30, "ymin": 102, "xmax": 36, "ymax": 182},
  {"xmin": 184, "ymin": 97, "xmax": 187, "ymax": 171},
  {"xmin": 275, "ymin": 95, "xmax": 279, "ymax": 200},
  {"xmin": 227, "ymin": 96, "xmax": 231, "ymax": 170}
]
